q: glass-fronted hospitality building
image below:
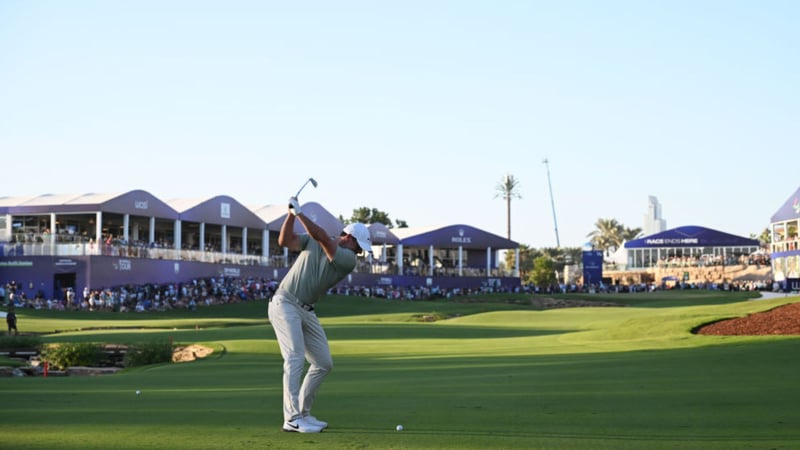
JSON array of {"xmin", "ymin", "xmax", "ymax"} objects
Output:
[{"xmin": 621, "ymin": 226, "xmax": 760, "ymax": 270}]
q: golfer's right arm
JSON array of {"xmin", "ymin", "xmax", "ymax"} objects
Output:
[{"xmin": 278, "ymin": 212, "xmax": 301, "ymax": 251}]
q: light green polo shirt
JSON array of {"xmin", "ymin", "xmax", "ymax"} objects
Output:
[{"xmin": 278, "ymin": 234, "xmax": 356, "ymax": 304}]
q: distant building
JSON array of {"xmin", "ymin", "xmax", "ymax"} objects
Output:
[
  {"xmin": 769, "ymin": 185, "xmax": 800, "ymax": 289},
  {"xmin": 643, "ymin": 196, "xmax": 667, "ymax": 237},
  {"xmin": 623, "ymin": 226, "xmax": 759, "ymax": 269},
  {"xmin": 0, "ymin": 190, "xmax": 520, "ymax": 299}
]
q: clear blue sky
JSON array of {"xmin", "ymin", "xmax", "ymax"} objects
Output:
[{"xmin": 1, "ymin": 1, "xmax": 797, "ymax": 248}]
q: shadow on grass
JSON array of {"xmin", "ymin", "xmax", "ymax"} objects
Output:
[
  {"xmin": 324, "ymin": 323, "xmax": 572, "ymax": 340},
  {"xmin": 41, "ymin": 322, "xmax": 571, "ymax": 345},
  {"xmin": 559, "ymin": 290, "xmax": 762, "ymax": 308}
]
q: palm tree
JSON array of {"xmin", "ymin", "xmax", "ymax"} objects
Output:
[
  {"xmin": 587, "ymin": 218, "xmax": 623, "ymax": 256},
  {"xmin": 755, "ymin": 227, "xmax": 771, "ymax": 245},
  {"xmin": 495, "ymin": 174, "xmax": 521, "ymax": 240},
  {"xmin": 620, "ymin": 227, "xmax": 643, "ymax": 244}
]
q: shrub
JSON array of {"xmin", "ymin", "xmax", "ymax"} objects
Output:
[
  {"xmin": 43, "ymin": 343, "xmax": 104, "ymax": 370},
  {"xmin": 123, "ymin": 340, "xmax": 173, "ymax": 368}
]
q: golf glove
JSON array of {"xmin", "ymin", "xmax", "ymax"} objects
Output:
[{"xmin": 288, "ymin": 196, "xmax": 302, "ymax": 216}]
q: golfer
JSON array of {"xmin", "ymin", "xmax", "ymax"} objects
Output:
[{"xmin": 268, "ymin": 196, "xmax": 371, "ymax": 433}]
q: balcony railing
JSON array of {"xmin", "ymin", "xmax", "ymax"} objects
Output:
[
  {"xmin": 771, "ymin": 239, "xmax": 800, "ymax": 253},
  {"xmin": 0, "ymin": 241, "xmax": 276, "ymax": 266},
  {"xmin": 0, "ymin": 241, "xmax": 514, "ymax": 278}
]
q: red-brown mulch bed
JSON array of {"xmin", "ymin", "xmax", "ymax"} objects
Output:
[{"xmin": 696, "ymin": 302, "xmax": 800, "ymax": 336}]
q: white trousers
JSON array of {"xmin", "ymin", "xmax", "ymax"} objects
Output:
[{"xmin": 267, "ymin": 293, "xmax": 333, "ymax": 422}]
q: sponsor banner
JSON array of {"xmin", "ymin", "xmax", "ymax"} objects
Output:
[
  {"xmin": 583, "ymin": 250, "xmax": 603, "ymax": 285},
  {"xmin": 223, "ymin": 267, "xmax": 241, "ymax": 277},
  {"xmin": 644, "ymin": 238, "xmax": 699, "ymax": 245},
  {"xmin": 450, "ymin": 228, "xmax": 472, "ymax": 244},
  {"xmin": 113, "ymin": 259, "xmax": 133, "ymax": 271},
  {"xmin": 0, "ymin": 260, "xmax": 34, "ymax": 267}
]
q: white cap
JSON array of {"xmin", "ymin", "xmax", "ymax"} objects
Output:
[{"xmin": 342, "ymin": 223, "xmax": 372, "ymax": 254}]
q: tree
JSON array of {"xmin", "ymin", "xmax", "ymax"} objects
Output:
[
  {"xmin": 754, "ymin": 228, "xmax": 771, "ymax": 245},
  {"xmin": 586, "ymin": 218, "xmax": 621, "ymax": 255},
  {"xmin": 586, "ymin": 218, "xmax": 641, "ymax": 256},
  {"xmin": 561, "ymin": 247, "xmax": 583, "ymax": 266},
  {"xmin": 495, "ymin": 174, "xmax": 521, "ymax": 240},
  {"xmin": 620, "ymin": 226, "xmax": 643, "ymax": 244},
  {"xmin": 340, "ymin": 207, "xmax": 404, "ymax": 228},
  {"xmin": 529, "ymin": 256, "xmax": 557, "ymax": 287},
  {"xmin": 509, "ymin": 245, "xmax": 581, "ymax": 283},
  {"xmin": 503, "ymin": 244, "xmax": 542, "ymax": 279}
]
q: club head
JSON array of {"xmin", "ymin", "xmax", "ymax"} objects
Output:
[{"xmin": 295, "ymin": 177, "xmax": 319, "ymax": 198}]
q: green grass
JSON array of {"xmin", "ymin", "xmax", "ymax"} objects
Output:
[{"xmin": 1, "ymin": 291, "xmax": 799, "ymax": 449}]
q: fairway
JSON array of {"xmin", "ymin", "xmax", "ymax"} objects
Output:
[{"xmin": 1, "ymin": 291, "xmax": 799, "ymax": 449}]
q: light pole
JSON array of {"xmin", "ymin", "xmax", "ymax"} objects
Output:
[{"xmin": 543, "ymin": 158, "xmax": 560, "ymax": 247}]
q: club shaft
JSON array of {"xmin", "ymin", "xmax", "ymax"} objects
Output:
[{"xmin": 296, "ymin": 180, "xmax": 311, "ymax": 197}]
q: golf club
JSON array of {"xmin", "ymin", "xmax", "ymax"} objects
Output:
[{"xmin": 295, "ymin": 177, "xmax": 318, "ymax": 198}]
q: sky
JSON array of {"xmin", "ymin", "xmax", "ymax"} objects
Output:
[{"xmin": 1, "ymin": 0, "xmax": 798, "ymax": 249}]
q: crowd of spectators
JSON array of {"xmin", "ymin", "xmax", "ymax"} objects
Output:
[
  {"xmin": 573, "ymin": 279, "xmax": 776, "ymax": 294},
  {"xmin": 1, "ymin": 277, "xmax": 525, "ymax": 313},
  {"xmin": 331, "ymin": 281, "xmax": 519, "ymax": 301},
  {"xmin": 653, "ymin": 253, "xmax": 771, "ymax": 269},
  {"xmin": 1, "ymin": 277, "xmax": 278, "ymax": 313},
  {"xmin": 1, "ymin": 269, "xmax": 782, "ymax": 314}
]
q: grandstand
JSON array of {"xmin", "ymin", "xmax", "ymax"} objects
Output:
[{"xmin": 0, "ymin": 190, "xmax": 520, "ymax": 301}]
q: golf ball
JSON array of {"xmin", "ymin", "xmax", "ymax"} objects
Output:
[
  {"xmin": 135, "ymin": 390, "xmax": 141, "ymax": 395},
  {"xmin": 396, "ymin": 425, "xmax": 403, "ymax": 431}
]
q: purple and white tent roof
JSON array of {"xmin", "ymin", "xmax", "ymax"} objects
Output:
[
  {"xmin": 252, "ymin": 202, "xmax": 345, "ymax": 237},
  {"xmin": 771, "ymin": 185, "xmax": 800, "ymax": 223},
  {"xmin": 168, "ymin": 195, "xmax": 265, "ymax": 229},
  {"xmin": 393, "ymin": 224, "xmax": 518, "ymax": 249},
  {"xmin": 0, "ymin": 191, "xmax": 517, "ymax": 249},
  {"xmin": 624, "ymin": 225, "xmax": 758, "ymax": 249},
  {"xmin": 1, "ymin": 190, "xmax": 179, "ymax": 218},
  {"xmin": 367, "ymin": 222, "xmax": 400, "ymax": 245}
]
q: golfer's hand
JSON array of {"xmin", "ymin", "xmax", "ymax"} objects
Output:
[{"xmin": 288, "ymin": 196, "xmax": 302, "ymax": 216}]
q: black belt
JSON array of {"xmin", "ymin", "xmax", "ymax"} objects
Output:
[{"xmin": 270, "ymin": 296, "xmax": 314, "ymax": 312}]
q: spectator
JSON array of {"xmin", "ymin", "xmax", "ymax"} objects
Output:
[{"xmin": 6, "ymin": 305, "xmax": 18, "ymax": 335}]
